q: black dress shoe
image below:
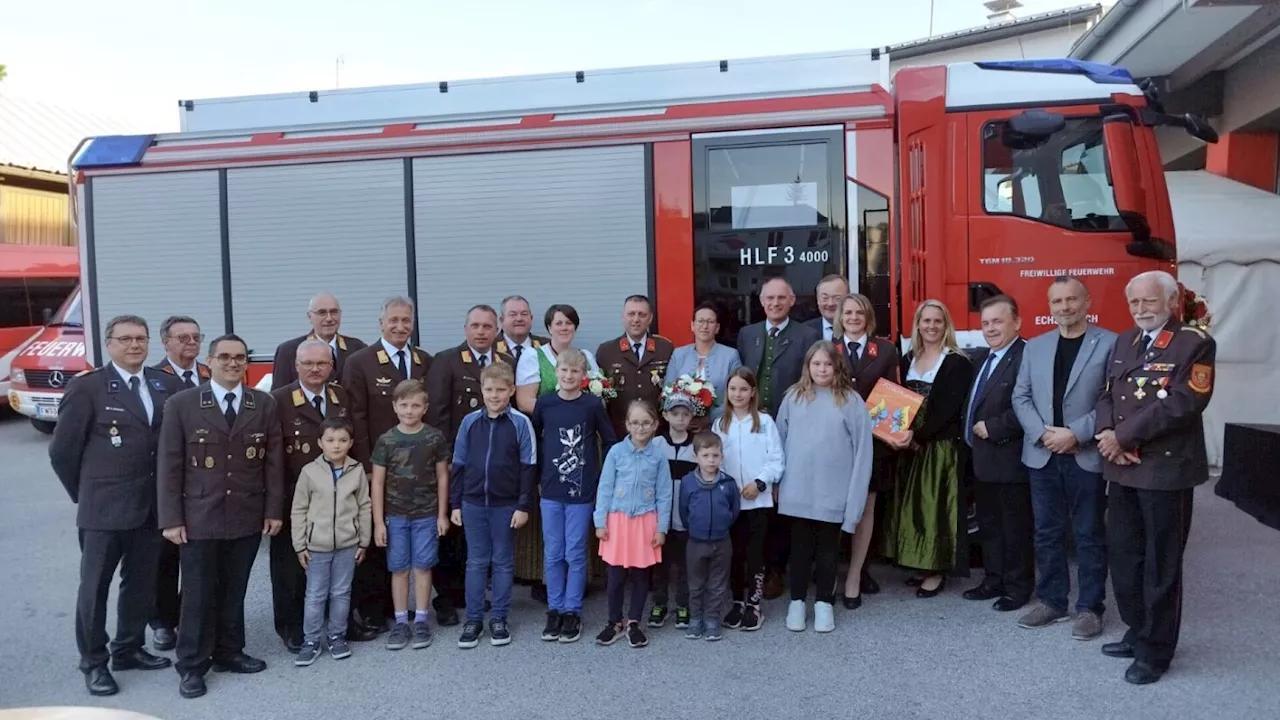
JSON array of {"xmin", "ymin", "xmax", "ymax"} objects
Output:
[
  {"xmin": 905, "ymin": 575, "xmax": 925, "ymax": 587},
  {"xmin": 179, "ymin": 672, "xmax": 207, "ymax": 699},
  {"xmin": 346, "ymin": 620, "xmax": 380, "ymax": 642},
  {"xmin": 1102, "ymin": 641, "xmax": 1136, "ymax": 658},
  {"xmin": 111, "ymin": 648, "xmax": 173, "ymax": 671},
  {"xmin": 436, "ymin": 606, "xmax": 461, "ymax": 627},
  {"xmin": 916, "ymin": 577, "xmax": 946, "ymax": 598},
  {"xmin": 842, "ymin": 593, "xmax": 862, "ymax": 610},
  {"xmin": 962, "ymin": 583, "xmax": 1003, "ymax": 601},
  {"xmin": 211, "ymin": 653, "xmax": 267, "ymax": 674},
  {"xmin": 861, "ymin": 571, "xmax": 880, "ymax": 595},
  {"xmin": 152, "ymin": 626, "xmax": 177, "ymax": 652},
  {"xmin": 1124, "ymin": 661, "xmax": 1165, "ymax": 685},
  {"xmin": 992, "ymin": 596, "xmax": 1029, "ymax": 612},
  {"xmin": 280, "ymin": 630, "xmax": 302, "ymax": 654},
  {"xmin": 85, "ymin": 666, "xmax": 118, "ymax": 697}
]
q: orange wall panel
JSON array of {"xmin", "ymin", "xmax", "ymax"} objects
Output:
[{"xmin": 652, "ymin": 140, "xmax": 694, "ymax": 345}]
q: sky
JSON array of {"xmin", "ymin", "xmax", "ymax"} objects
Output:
[{"xmin": 2, "ymin": 0, "xmax": 1095, "ymax": 132}]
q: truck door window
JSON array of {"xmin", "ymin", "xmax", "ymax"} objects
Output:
[
  {"xmin": 982, "ymin": 117, "xmax": 1125, "ymax": 232},
  {"xmin": 706, "ymin": 143, "xmax": 830, "ymax": 231}
]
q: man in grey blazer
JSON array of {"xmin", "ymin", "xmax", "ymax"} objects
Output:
[{"xmin": 1011, "ymin": 276, "xmax": 1116, "ymax": 640}]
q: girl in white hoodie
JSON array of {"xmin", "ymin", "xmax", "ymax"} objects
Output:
[{"xmin": 713, "ymin": 368, "xmax": 784, "ymax": 631}]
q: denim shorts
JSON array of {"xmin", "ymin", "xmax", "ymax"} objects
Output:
[{"xmin": 386, "ymin": 515, "xmax": 439, "ymax": 572}]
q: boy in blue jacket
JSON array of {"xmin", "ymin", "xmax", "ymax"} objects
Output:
[
  {"xmin": 449, "ymin": 362, "xmax": 537, "ymax": 649},
  {"xmin": 679, "ymin": 432, "xmax": 741, "ymax": 641}
]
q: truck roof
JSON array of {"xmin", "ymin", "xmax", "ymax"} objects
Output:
[{"xmin": 0, "ymin": 244, "xmax": 79, "ymax": 279}]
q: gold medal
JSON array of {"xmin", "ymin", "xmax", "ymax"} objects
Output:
[
  {"xmin": 204, "ymin": 456, "xmax": 214, "ymax": 469},
  {"xmin": 246, "ymin": 446, "xmax": 256, "ymax": 460}
]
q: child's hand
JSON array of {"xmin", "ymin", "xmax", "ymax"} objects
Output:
[
  {"xmin": 374, "ymin": 524, "xmax": 388, "ymax": 548},
  {"xmin": 355, "ymin": 547, "xmax": 366, "ymax": 565},
  {"xmin": 772, "ymin": 485, "xmax": 780, "ymax": 504},
  {"xmin": 450, "ymin": 509, "xmax": 463, "ymax": 527},
  {"xmin": 296, "ymin": 550, "xmax": 310, "ymax": 570},
  {"xmin": 596, "ymin": 527, "xmax": 608, "ymax": 541},
  {"xmin": 742, "ymin": 482, "xmax": 760, "ymax": 501},
  {"xmin": 511, "ymin": 510, "xmax": 529, "ymax": 529},
  {"xmin": 437, "ymin": 514, "xmax": 451, "ymax": 536},
  {"xmin": 652, "ymin": 532, "xmax": 666, "ymax": 548}
]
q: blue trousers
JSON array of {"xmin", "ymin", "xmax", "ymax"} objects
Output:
[
  {"xmin": 1029, "ymin": 455, "xmax": 1108, "ymax": 613},
  {"xmin": 462, "ymin": 503, "xmax": 517, "ymax": 622},
  {"xmin": 540, "ymin": 499, "xmax": 593, "ymax": 614}
]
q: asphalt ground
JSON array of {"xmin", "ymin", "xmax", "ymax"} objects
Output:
[{"xmin": 2, "ymin": 409, "xmax": 1278, "ymax": 719}]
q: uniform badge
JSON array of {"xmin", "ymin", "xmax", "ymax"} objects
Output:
[
  {"xmin": 532, "ymin": 339, "xmax": 542, "ymax": 349},
  {"xmin": 1189, "ymin": 364, "xmax": 1213, "ymax": 394},
  {"xmin": 292, "ymin": 389, "xmax": 305, "ymax": 407},
  {"xmin": 111, "ymin": 435, "xmax": 123, "ymax": 448},
  {"xmin": 199, "ymin": 366, "xmax": 210, "ymax": 379},
  {"xmin": 651, "ymin": 369, "xmax": 662, "ymax": 386},
  {"xmin": 413, "ymin": 351, "xmax": 423, "ymax": 365},
  {"xmin": 867, "ymin": 342, "xmax": 878, "ymax": 358},
  {"xmin": 646, "ymin": 337, "xmax": 656, "ymax": 353},
  {"xmin": 246, "ymin": 446, "xmax": 256, "ymax": 460},
  {"xmin": 302, "ymin": 443, "xmax": 310, "ymax": 454},
  {"xmin": 618, "ymin": 338, "xmax": 630, "ymax": 352},
  {"xmin": 337, "ymin": 335, "xmax": 348, "ymax": 351},
  {"xmin": 496, "ymin": 340, "xmax": 509, "ymax": 354},
  {"xmin": 461, "ymin": 350, "xmax": 474, "ymax": 364},
  {"xmin": 376, "ymin": 350, "xmax": 390, "ymax": 364},
  {"xmin": 286, "ymin": 445, "xmax": 294, "ymax": 454},
  {"xmin": 328, "ymin": 388, "xmax": 340, "ymax": 404},
  {"xmin": 1133, "ymin": 377, "xmax": 1147, "ymax": 400},
  {"xmin": 1143, "ymin": 363, "xmax": 1175, "ymax": 372},
  {"xmin": 204, "ymin": 456, "xmax": 215, "ymax": 469},
  {"xmin": 1153, "ymin": 330, "xmax": 1173, "ymax": 349},
  {"xmin": 375, "ymin": 377, "xmax": 393, "ymax": 387},
  {"xmin": 192, "ymin": 456, "xmax": 198, "ymax": 467},
  {"xmin": 109, "ymin": 426, "xmax": 119, "ymax": 436},
  {"xmin": 470, "ymin": 398, "xmax": 478, "ymax": 408}
]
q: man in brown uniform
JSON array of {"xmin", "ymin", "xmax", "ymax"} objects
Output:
[
  {"xmin": 1095, "ymin": 270, "xmax": 1216, "ymax": 686},
  {"xmin": 270, "ymin": 291, "xmax": 367, "ymax": 390},
  {"xmin": 268, "ymin": 338, "xmax": 355, "ymax": 651},
  {"xmin": 157, "ymin": 333, "xmax": 284, "ymax": 699},
  {"xmin": 495, "ymin": 294, "xmax": 549, "ymax": 369},
  {"xmin": 595, "ymin": 294, "xmax": 673, "ymax": 436},
  {"xmin": 342, "ymin": 296, "xmax": 433, "ymax": 631}
]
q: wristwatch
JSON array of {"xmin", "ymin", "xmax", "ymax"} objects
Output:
[{"xmin": 754, "ymin": 479, "xmax": 767, "ymax": 493}]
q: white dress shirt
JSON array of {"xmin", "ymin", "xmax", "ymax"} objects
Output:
[
  {"xmin": 167, "ymin": 358, "xmax": 200, "ymax": 386},
  {"xmin": 113, "ymin": 364, "xmax": 154, "ymax": 422},
  {"xmin": 626, "ymin": 334, "xmax": 649, "ymax": 363},
  {"xmin": 380, "ymin": 338, "xmax": 413, "ymax": 374},
  {"xmin": 842, "ymin": 334, "xmax": 867, "ymax": 362},
  {"xmin": 821, "ymin": 317, "xmax": 834, "ymax": 341},
  {"xmin": 211, "ymin": 382, "xmax": 244, "ymax": 414},
  {"xmin": 301, "ymin": 384, "xmax": 326, "ymax": 416},
  {"xmin": 468, "ymin": 346, "xmax": 494, "ymax": 367},
  {"xmin": 766, "ymin": 318, "xmax": 790, "ymax": 336}
]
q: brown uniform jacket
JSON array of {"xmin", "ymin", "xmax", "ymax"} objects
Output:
[
  {"xmin": 495, "ymin": 333, "xmax": 549, "ymax": 371},
  {"xmin": 271, "ymin": 332, "xmax": 367, "ymax": 390},
  {"xmin": 844, "ymin": 336, "xmax": 901, "ymax": 462},
  {"xmin": 341, "ymin": 341, "xmax": 432, "ymax": 464},
  {"xmin": 425, "ymin": 343, "xmax": 516, "ymax": 446},
  {"xmin": 151, "ymin": 358, "xmax": 211, "ymax": 389},
  {"xmin": 596, "ymin": 333, "xmax": 674, "ymax": 435},
  {"xmin": 1096, "ymin": 320, "xmax": 1216, "ymax": 491},
  {"xmin": 270, "ymin": 380, "xmax": 351, "ymax": 497},
  {"xmin": 157, "ymin": 384, "xmax": 286, "ymax": 540}
]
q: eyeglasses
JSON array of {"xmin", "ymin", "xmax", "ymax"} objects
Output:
[
  {"xmin": 109, "ymin": 335, "xmax": 149, "ymax": 346},
  {"xmin": 298, "ymin": 361, "xmax": 333, "ymax": 370},
  {"xmin": 309, "ymin": 309, "xmax": 341, "ymax": 317},
  {"xmin": 214, "ymin": 354, "xmax": 248, "ymax": 365},
  {"xmin": 626, "ymin": 419, "xmax": 656, "ymax": 428},
  {"xmin": 692, "ymin": 319, "xmax": 718, "ymax": 327},
  {"xmin": 169, "ymin": 333, "xmax": 204, "ymax": 344}
]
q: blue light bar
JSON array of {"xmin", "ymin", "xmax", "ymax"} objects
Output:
[
  {"xmin": 72, "ymin": 135, "xmax": 155, "ymax": 169},
  {"xmin": 975, "ymin": 59, "xmax": 1135, "ymax": 85}
]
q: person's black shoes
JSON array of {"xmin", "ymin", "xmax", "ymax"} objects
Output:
[
  {"xmin": 179, "ymin": 672, "xmax": 207, "ymax": 699},
  {"xmin": 541, "ymin": 610, "xmax": 562, "ymax": 641},
  {"xmin": 211, "ymin": 653, "xmax": 267, "ymax": 674},
  {"xmin": 861, "ymin": 570, "xmax": 881, "ymax": 595},
  {"xmin": 558, "ymin": 613, "xmax": 582, "ymax": 643},
  {"xmin": 111, "ymin": 648, "xmax": 172, "ymax": 671},
  {"xmin": 992, "ymin": 596, "xmax": 1029, "ymax": 612},
  {"xmin": 962, "ymin": 582, "xmax": 1003, "ymax": 601},
  {"xmin": 1102, "ymin": 641, "xmax": 1136, "ymax": 658},
  {"xmin": 458, "ymin": 620, "xmax": 485, "ymax": 649},
  {"xmin": 85, "ymin": 666, "xmax": 118, "ymax": 696},
  {"xmin": 436, "ymin": 606, "xmax": 461, "ymax": 627},
  {"xmin": 1124, "ymin": 661, "xmax": 1165, "ymax": 685},
  {"xmin": 152, "ymin": 626, "xmax": 177, "ymax": 652}
]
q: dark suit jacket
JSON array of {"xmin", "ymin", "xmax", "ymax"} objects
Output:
[
  {"xmin": 341, "ymin": 341, "xmax": 432, "ymax": 464},
  {"xmin": 595, "ymin": 334, "xmax": 675, "ymax": 436},
  {"xmin": 426, "ymin": 343, "xmax": 516, "ymax": 446},
  {"xmin": 964, "ymin": 338, "xmax": 1028, "ymax": 484},
  {"xmin": 151, "ymin": 358, "xmax": 211, "ymax": 389},
  {"xmin": 157, "ymin": 383, "xmax": 285, "ymax": 540},
  {"xmin": 805, "ymin": 316, "xmax": 836, "ymax": 342},
  {"xmin": 49, "ymin": 365, "xmax": 184, "ymax": 531},
  {"xmin": 270, "ymin": 332, "xmax": 367, "ymax": 391},
  {"xmin": 270, "ymin": 381, "xmax": 352, "ymax": 497},
  {"xmin": 901, "ymin": 350, "xmax": 975, "ymax": 444},
  {"xmin": 736, "ymin": 319, "xmax": 822, "ymax": 416}
]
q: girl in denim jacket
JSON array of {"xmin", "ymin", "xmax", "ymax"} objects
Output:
[{"xmin": 593, "ymin": 400, "xmax": 673, "ymax": 648}]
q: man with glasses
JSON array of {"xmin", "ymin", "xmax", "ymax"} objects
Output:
[
  {"xmin": 269, "ymin": 339, "xmax": 356, "ymax": 651},
  {"xmin": 50, "ymin": 315, "xmax": 184, "ymax": 697},
  {"xmin": 148, "ymin": 315, "xmax": 211, "ymax": 651},
  {"xmin": 158, "ymin": 334, "xmax": 284, "ymax": 699},
  {"xmin": 805, "ymin": 274, "xmax": 850, "ymax": 341},
  {"xmin": 270, "ymin": 292, "xmax": 367, "ymax": 390}
]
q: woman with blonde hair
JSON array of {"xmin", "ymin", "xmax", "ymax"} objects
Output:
[{"xmin": 882, "ymin": 299, "xmax": 974, "ymax": 598}]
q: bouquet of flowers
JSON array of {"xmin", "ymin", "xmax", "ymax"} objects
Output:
[
  {"xmin": 582, "ymin": 369, "xmax": 618, "ymax": 400},
  {"xmin": 662, "ymin": 373, "xmax": 716, "ymax": 417},
  {"xmin": 1177, "ymin": 282, "xmax": 1212, "ymax": 331}
]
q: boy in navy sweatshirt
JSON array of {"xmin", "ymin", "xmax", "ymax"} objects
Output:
[
  {"xmin": 679, "ymin": 432, "xmax": 741, "ymax": 641},
  {"xmin": 449, "ymin": 362, "xmax": 537, "ymax": 649}
]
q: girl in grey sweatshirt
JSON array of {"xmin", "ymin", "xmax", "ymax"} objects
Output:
[{"xmin": 776, "ymin": 341, "xmax": 874, "ymax": 633}]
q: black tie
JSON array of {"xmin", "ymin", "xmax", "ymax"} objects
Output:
[
  {"xmin": 224, "ymin": 392, "xmax": 237, "ymax": 427},
  {"xmin": 396, "ymin": 350, "xmax": 408, "ymax": 379},
  {"xmin": 477, "ymin": 354, "xmax": 488, "ymax": 369},
  {"xmin": 966, "ymin": 354, "xmax": 997, "ymax": 446},
  {"xmin": 182, "ymin": 370, "xmax": 195, "ymax": 388},
  {"xmin": 846, "ymin": 341, "xmax": 859, "ymax": 364},
  {"xmin": 512, "ymin": 345, "xmax": 523, "ymax": 366},
  {"xmin": 312, "ymin": 395, "xmax": 323, "ymax": 416},
  {"xmin": 632, "ymin": 343, "xmax": 642, "ymax": 362},
  {"xmin": 128, "ymin": 376, "xmax": 141, "ymax": 395},
  {"xmin": 769, "ymin": 327, "xmax": 780, "ymax": 339},
  {"xmin": 1142, "ymin": 334, "xmax": 1154, "ymax": 353}
]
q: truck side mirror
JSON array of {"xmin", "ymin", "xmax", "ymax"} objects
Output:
[
  {"xmin": 41, "ymin": 307, "xmax": 54, "ymax": 325},
  {"xmin": 1102, "ymin": 114, "xmax": 1147, "ymax": 220}
]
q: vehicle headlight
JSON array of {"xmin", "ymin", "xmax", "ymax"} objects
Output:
[{"xmin": 12, "ymin": 369, "xmax": 25, "ymax": 384}]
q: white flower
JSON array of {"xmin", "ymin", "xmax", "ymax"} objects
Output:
[
  {"xmin": 688, "ymin": 381, "xmax": 704, "ymax": 393},
  {"xmin": 589, "ymin": 379, "xmax": 603, "ymax": 395}
]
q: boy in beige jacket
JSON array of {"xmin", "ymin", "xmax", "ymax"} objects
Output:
[{"xmin": 291, "ymin": 418, "xmax": 372, "ymax": 665}]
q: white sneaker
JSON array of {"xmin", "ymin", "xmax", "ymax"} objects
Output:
[
  {"xmin": 786, "ymin": 600, "xmax": 807, "ymax": 632},
  {"xmin": 814, "ymin": 601, "xmax": 835, "ymax": 633}
]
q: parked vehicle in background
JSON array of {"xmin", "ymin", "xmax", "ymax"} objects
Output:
[
  {"xmin": 0, "ymin": 244, "xmax": 78, "ymax": 409},
  {"xmin": 7, "ymin": 287, "xmax": 87, "ymax": 433}
]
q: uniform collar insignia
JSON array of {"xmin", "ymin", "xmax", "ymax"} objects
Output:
[
  {"xmin": 532, "ymin": 338, "xmax": 542, "ymax": 349},
  {"xmin": 292, "ymin": 388, "xmax": 305, "ymax": 407},
  {"xmin": 160, "ymin": 364, "xmax": 175, "ymax": 375},
  {"xmin": 150, "ymin": 378, "xmax": 167, "ymax": 392},
  {"xmin": 243, "ymin": 392, "xmax": 256, "ymax": 410},
  {"xmin": 618, "ymin": 337, "xmax": 630, "ymax": 352},
  {"xmin": 337, "ymin": 335, "xmax": 347, "ymax": 351},
  {"xmin": 200, "ymin": 390, "xmax": 215, "ymax": 408},
  {"xmin": 198, "ymin": 365, "xmax": 210, "ymax": 378},
  {"xmin": 412, "ymin": 351, "xmax": 422, "ymax": 365},
  {"xmin": 496, "ymin": 340, "xmax": 509, "ymax": 354},
  {"xmin": 646, "ymin": 337, "xmax": 656, "ymax": 353},
  {"xmin": 107, "ymin": 379, "xmax": 121, "ymax": 394},
  {"xmin": 867, "ymin": 341, "xmax": 878, "ymax": 358},
  {"xmin": 1154, "ymin": 330, "xmax": 1173, "ymax": 349},
  {"xmin": 461, "ymin": 349, "xmax": 474, "ymax": 363},
  {"xmin": 328, "ymin": 387, "xmax": 340, "ymax": 404},
  {"xmin": 376, "ymin": 349, "xmax": 389, "ymax": 364}
]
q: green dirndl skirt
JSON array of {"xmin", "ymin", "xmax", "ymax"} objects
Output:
[{"xmin": 882, "ymin": 402, "xmax": 964, "ymax": 574}]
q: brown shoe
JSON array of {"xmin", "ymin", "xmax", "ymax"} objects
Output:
[
  {"xmin": 1017, "ymin": 603, "xmax": 1069, "ymax": 629},
  {"xmin": 763, "ymin": 572, "xmax": 785, "ymax": 600},
  {"xmin": 1071, "ymin": 611, "xmax": 1104, "ymax": 640}
]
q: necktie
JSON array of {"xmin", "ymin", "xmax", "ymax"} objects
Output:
[
  {"xmin": 632, "ymin": 343, "xmax": 642, "ymax": 362},
  {"xmin": 224, "ymin": 392, "xmax": 238, "ymax": 427},
  {"xmin": 1142, "ymin": 334, "xmax": 1154, "ymax": 354},
  {"xmin": 966, "ymin": 353, "xmax": 997, "ymax": 446},
  {"xmin": 396, "ymin": 350, "xmax": 408, "ymax": 379},
  {"xmin": 512, "ymin": 345, "xmax": 523, "ymax": 366},
  {"xmin": 769, "ymin": 327, "xmax": 779, "ymax": 339},
  {"xmin": 128, "ymin": 376, "xmax": 151, "ymax": 422},
  {"xmin": 312, "ymin": 395, "xmax": 324, "ymax": 416},
  {"xmin": 182, "ymin": 370, "xmax": 195, "ymax": 388},
  {"xmin": 846, "ymin": 341, "xmax": 859, "ymax": 365},
  {"xmin": 477, "ymin": 354, "xmax": 488, "ymax": 369}
]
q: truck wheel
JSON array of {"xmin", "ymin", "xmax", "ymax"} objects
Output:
[{"xmin": 30, "ymin": 419, "xmax": 56, "ymax": 435}]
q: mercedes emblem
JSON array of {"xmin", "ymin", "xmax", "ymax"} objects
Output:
[{"xmin": 49, "ymin": 370, "xmax": 66, "ymax": 388}]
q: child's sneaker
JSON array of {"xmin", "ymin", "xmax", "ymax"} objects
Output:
[
  {"xmin": 386, "ymin": 622, "xmax": 411, "ymax": 650},
  {"xmin": 684, "ymin": 618, "xmax": 704, "ymax": 640},
  {"xmin": 541, "ymin": 610, "xmax": 561, "ymax": 641},
  {"xmin": 457, "ymin": 620, "xmax": 484, "ymax": 649},
  {"xmin": 704, "ymin": 620, "xmax": 723, "ymax": 642},
  {"xmin": 814, "ymin": 601, "xmax": 835, "ymax": 633},
  {"xmin": 724, "ymin": 601, "xmax": 745, "ymax": 629},
  {"xmin": 558, "ymin": 613, "xmax": 582, "ymax": 643},
  {"xmin": 410, "ymin": 621, "xmax": 433, "ymax": 649},
  {"xmin": 740, "ymin": 603, "xmax": 763, "ymax": 631},
  {"xmin": 626, "ymin": 621, "xmax": 648, "ymax": 648},
  {"xmin": 674, "ymin": 606, "xmax": 691, "ymax": 629},
  {"xmin": 595, "ymin": 621, "xmax": 625, "ymax": 646},
  {"xmin": 489, "ymin": 619, "xmax": 511, "ymax": 646},
  {"xmin": 786, "ymin": 600, "xmax": 807, "ymax": 632},
  {"xmin": 294, "ymin": 640, "xmax": 321, "ymax": 666},
  {"xmin": 647, "ymin": 604, "xmax": 668, "ymax": 628},
  {"xmin": 327, "ymin": 635, "xmax": 351, "ymax": 660}
]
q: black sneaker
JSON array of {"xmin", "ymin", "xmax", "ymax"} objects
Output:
[
  {"xmin": 558, "ymin": 613, "xmax": 582, "ymax": 643},
  {"xmin": 595, "ymin": 621, "xmax": 625, "ymax": 646},
  {"xmin": 724, "ymin": 601, "xmax": 745, "ymax": 629},
  {"xmin": 626, "ymin": 621, "xmax": 648, "ymax": 648},
  {"xmin": 490, "ymin": 619, "xmax": 511, "ymax": 646},
  {"xmin": 674, "ymin": 606, "xmax": 691, "ymax": 629},
  {"xmin": 457, "ymin": 621, "xmax": 484, "ymax": 649},
  {"xmin": 740, "ymin": 603, "xmax": 763, "ymax": 631},
  {"xmin": 647, "ymin": 604, "xmax": 668, "ymax": 628},
  {"xmin": 541, "ymin": 611, "xmax": 561, "ymax": 641}
]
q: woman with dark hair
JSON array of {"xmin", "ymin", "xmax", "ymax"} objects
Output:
[
  {"xmin": 663, "ymin": 301, "xmax": 742, "ymax": 408},
  {"xmin": 515, "ymin": 304, "xmax": 600, "ymax": 414}
]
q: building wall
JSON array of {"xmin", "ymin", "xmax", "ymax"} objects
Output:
[
  {"xmin": 889, "ymin": 26, "xmax": 1088, "ymax": 75},
  {"xmin": 0, "ymin": 184, "xmax": 72, "ymax": 246}
]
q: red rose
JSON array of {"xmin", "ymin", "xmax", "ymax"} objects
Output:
[
  {"xmin": 1193, "ymin": 303, "xmax": 1207, "ymax": 319},
  {"xmin": 698, "ymin": 388, "xmax": 713, "ymax": 406},
  {"xmin": 580, "ymin": 378, "xmax": 590, "ymax": 390}
]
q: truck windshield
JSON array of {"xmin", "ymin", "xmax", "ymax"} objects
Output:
[
  {"xmin": 52, "ymin": 291, "xmax": 83, "ymax": 327},
  {"xmin": 981, "ymin": 117, "xmax": 1127, "ymax": 233}
]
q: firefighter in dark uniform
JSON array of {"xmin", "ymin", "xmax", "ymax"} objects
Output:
[
  {"xmin": 149, "ymin": 315, "xmax": 211, "ymax": 652},
  {"xmin": 270, "ymin": 291, "xmax": 367, "ymax": 390},
  {"xmin": 1094, "ymin": 271, "xmax": 1216, "ymax": 686},
  {"xmin": 157, "ymin": 333, "xmax": 284, "ymax": 699},
  {"xmin": 341, "ymin": 296, "xmax": 434, "ymax": 632},
  {"xmin": 595, "ymin": 294, "xmax": 674, "ymax": 436},
  {"xmin": 268, "ymin": 338, "xmax": 355, "ymax": 650},
  {"xmin": 50, "ymin": 315, "xmax": 184, "ymax": 697}
]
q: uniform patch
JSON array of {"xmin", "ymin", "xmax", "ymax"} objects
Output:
[
  {"xmin": 1189, "ymin": 364, "xmax": 1213, "ymax": 394},
  {"xmin": 1153, "ymin": 330, "xmax": 1173, "ymax": 349},
  {"xmin": 461, "ymin": 350, "xmax": 474, "ymax": 363},
  {"xmin": 867, "ymin": 342, "xmax": 878, "ymax": 358},
  {"xmin": 376, "ymin": 350, "xmax": 389, "ymax": 364},
  {"xmin": 292, "ymin": 389, "xmax": 305, "ymax": 407}
]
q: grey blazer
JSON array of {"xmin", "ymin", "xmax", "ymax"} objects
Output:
[
  {"xmin": 664, "ymin": 343, "xmax": 742, "ymax": 406},
  {"xmin": 736, "ymin": 319, "xmax": 822, "ymax": 416},
  {"xmin": 1012, "ymin": 325, "xmax": 1117, "ymax": 473}
]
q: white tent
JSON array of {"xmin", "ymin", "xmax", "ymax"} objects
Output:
[{"xmin": 1167, "ymin": 170, "xmax": 1280, "ymax": 466}]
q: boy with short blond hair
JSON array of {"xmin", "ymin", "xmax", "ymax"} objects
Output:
[{"xmin": 679, "ymin": 432, "xmax": 741, "ymax": 641}]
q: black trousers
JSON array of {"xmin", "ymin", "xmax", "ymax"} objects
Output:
[
  {"xmin": 730, "ymin": 508, "xmax": 769, "ymax": 604},
  {"xmin": 268, "ymin": 529, "xmax": 306, "ymax": 638},
  {"xmin": 975, "ymin": 481, "xmax": 1035, "ymax": 601},
  {"xmin": 788, "ymin": 517, "xmax": 842, "ymax": 603},
  {"xmin": 350, "ymin": 545, "xmax": 390, "ymax": 626},
  {"xmin": 151, "ymin": 539, "xmax": 181, "ymax": 631},
  {"xmin": 175, "ymin": 534, "xmax": 260, "ymax": 675},
  {"xmin": 76, "ymin": 527, "xmax": 161, "ymax": 672},
  {"xmin": 1108, "ymin": 484, "xmax": 1194, "ymax": 669},
  {"xmin": 606, "ymin": 565, "xmax": 650, "ymax": 623},
  {"xmin": 765, "ymin": 506, "xmax": 790, "ymax": 576},
  {"xmin": 432, "ymin": 525, "xmax": 466, "ymax": 612}
]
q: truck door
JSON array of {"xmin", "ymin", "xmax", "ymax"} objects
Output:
[
  {"xmin": 690, "ymin": 127, "xmax": 847, "ymax": 345},
  {"xmin": 966, "ymin": 110, "xmax": 1147, "ymax": 331}
]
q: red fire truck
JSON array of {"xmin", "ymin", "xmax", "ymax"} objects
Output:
[
  {"xmin": 0, "ymin": 245, "xmax": 80, "ymax": 411},
  {"xmin": 67, "ymin": 51, "xmax": 1212, "ymax": 374}
]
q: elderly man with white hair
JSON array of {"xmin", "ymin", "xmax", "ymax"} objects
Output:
[
  {"xmin": 270, "ymin": 292, "xmax": 368, "ymax": 390},
  {"xmin": 1093, "ymin": 270, "xmax": 1216, "ymax": 685}
]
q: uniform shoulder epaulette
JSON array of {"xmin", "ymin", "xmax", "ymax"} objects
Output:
[
  {"xmin": 327, "ymin": 380, "xmax": 343, "ymax": 388},
  {"xmin": 74, "ymin": 368, "xmax": 94, "ymax": 378},
  {"xmin": 1180, "ymin": 325, "xmax": 1207, "ymax": 339},
  {"xmin": 652, "ymin": 334, "xmax": 672, "ymax": 343}
]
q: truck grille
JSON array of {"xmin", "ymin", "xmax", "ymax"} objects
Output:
[{"xmin": 23, "ymin": 370, "xmax": 72, "ymax": 389}]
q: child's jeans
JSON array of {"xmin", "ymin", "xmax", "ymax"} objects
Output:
[
  {"xmin": 302, "ymin": 545, "xmax": 358, "ymax": 644},
  {"xmin": 651, "ymin": 529, "xmax": 689, "ymax": 608},
  {"xmin": 462, "ymin": 502, "xmax": 517, "ymax": 622},
  {"xmin": 541, "ymin": 499, "xmax": 593, "ymax": 614},
  {"xmin": 386, "ymin": 515, "xmax": 439, "ymax": 573},
  {"xmin": 687, "ymin": 538, "xmax": 732, "ymax": 623}
]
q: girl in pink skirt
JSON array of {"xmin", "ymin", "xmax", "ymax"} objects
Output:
[{"xmin": 593, "ymin": 400, "xmax": 673, "ymax": 648}]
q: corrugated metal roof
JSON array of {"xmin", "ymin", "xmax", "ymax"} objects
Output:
[
  {"xmin": 0, "ymin": 93, "xmax": 150, "ymax": 175},
  {"xmin": 885, "ymin": 3, "xmax": 1102, "ymax": 60}
]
